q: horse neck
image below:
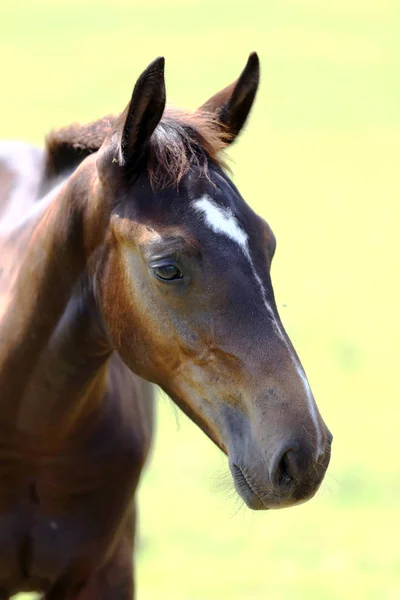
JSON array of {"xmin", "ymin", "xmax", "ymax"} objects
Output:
[
  {"xmin": 0, "ymin": 159, "xmax": 113, "ymax": 445},
  {"xmin": 21, "ymin": 276, "xmax": 112, "ymax": 441}
]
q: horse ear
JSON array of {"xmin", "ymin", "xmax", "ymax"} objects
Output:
[
  {"xmin": 110, "ymin": 57, "xmax": 166, "ymax": 169},
  {"xmin": 198, "ymin": 52, "xmax": 260, "ymax": 143}
]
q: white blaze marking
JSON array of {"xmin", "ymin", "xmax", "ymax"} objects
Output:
[
  {"xmin": 193, "ymin": 194, "xmax": 324, "ymax": 455},
  {"xmin": 193, "ymin": 195, "xmax": 274, "ymax": 318},
  {"xmin": 194, "ymin": 196, "xmax": 248, "ymax": 249},
  {"xmin": 296, "ymin": 366, "xmax": 324, "ymax": 454}
]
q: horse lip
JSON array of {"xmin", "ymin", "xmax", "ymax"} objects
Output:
[
  {"xmin": 231, "ymin": 463, "xmax": 316, "ymax": 510},
  {"xmin": 231, "ymin": 463, "xmax": 272, "ymax": 510}
]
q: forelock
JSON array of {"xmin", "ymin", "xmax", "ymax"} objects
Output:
[{"xmin": 147, "ymin": 109, "xmax": 230, "ymax": 192}]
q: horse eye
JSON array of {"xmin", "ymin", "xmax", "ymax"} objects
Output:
[{"xmin": 153, "ymin": 265, "xmax": 183, "ymax": 282}]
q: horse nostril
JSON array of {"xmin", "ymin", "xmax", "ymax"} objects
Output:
[
  {"xmin": 275, "ymin": 448, "xmax": 299, "ymax": 486},
  {"xmin": 270, "ymin": 441, "xmax": 304, "ymax": 487},
  {"xmin": 269, "ymin": 437, "xmax": 330, "ymax": 501}
]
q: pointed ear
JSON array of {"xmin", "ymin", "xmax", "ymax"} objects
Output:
[
  {"xmin": 110, "ymin": 57, "xmax": 166, "ymax": 169},
  {"xmin": 198, "ymin": 52, "xmax": 260, "ymax": 143}
]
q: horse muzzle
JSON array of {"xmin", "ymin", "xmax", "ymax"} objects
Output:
[{"xmin": 230, "ymin": 430, "xmax": 333, "ymax": 510}]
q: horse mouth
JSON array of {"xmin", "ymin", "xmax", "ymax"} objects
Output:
[
  {"xmin": 231, "ymin": 461, "xmax": 324, "ymax": 511},
  {"xmin": 231, "ymin": 464, "xmax": 273, "ymax": 510}
]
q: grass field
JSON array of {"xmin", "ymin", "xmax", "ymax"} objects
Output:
[{"xmin": 1, "ymin": 1, "xmax": 400, "ymax": 598}]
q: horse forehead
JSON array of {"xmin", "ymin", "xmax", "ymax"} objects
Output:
[{"xmin": 192, "ymin": 194, "xmax": 249, "ymax": 253}]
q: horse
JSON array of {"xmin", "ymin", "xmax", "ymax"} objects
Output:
[{"xmin": 0, "ymin": 53, "xmax": 332, "ymax": 598}]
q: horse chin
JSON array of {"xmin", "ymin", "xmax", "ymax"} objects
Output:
[
  {"xmin": 235, "ymin": 484, "xmax": 270, "ymax": 511},
  {"xmin": 230, "ymin": 463, "xmax": 271, "ymax": 510},
  {"xmin": 234, "ymin": 480, "xmax": 316, "ymax": 511},
  {"xmin": 230, "ymin": 462, "xmax": 321, "ymax": 511}
]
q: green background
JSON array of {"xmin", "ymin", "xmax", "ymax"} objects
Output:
[{"xmin": 1, "ymin": 0, "xmax": 399, "ymax": 598}]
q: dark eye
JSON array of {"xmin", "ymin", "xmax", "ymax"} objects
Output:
[{"xmin": 153, "ymin": 264, "xmax": 183, "ymax": 282}]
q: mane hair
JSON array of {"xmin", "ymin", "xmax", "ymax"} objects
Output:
[
  {"xmin": 43, "ymin": 115, "xmax": 116, "ymax": 183},
  {"xmin": 146, "ymin": 109, "xmax": 229, "ymax": 190},
  {"xmin": 43, "ymin": 109, "xmax": 230, "ymax": 191}
]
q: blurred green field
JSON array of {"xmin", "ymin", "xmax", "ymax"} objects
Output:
[{"xmin": 1, "ymin": 0, "xmax": 400, "ymax": 598}]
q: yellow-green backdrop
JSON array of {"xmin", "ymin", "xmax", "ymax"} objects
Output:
[{"xmin": 1, "ymin": 1, "xmax": 399, "ymax": 598}]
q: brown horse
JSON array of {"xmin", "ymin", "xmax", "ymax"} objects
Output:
[{"xmin": 0, "ymin": 54, "xmax": 332, "ymax": 598}]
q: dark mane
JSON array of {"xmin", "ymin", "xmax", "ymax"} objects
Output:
[
  {"xmin": 43, "ymin": 115, "xmax": 116, "ymax": 185},
  {"xmin": 43, "ymin": 109, "xmax": 229, "ymax": 192}
]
